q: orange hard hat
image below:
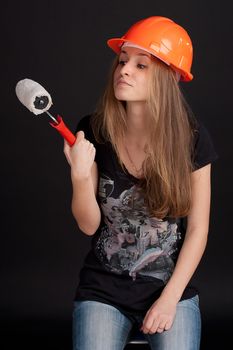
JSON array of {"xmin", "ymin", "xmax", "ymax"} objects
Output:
[{"xmin": 107, "ymin": 16, "xmax": 193, "ymax": 82}]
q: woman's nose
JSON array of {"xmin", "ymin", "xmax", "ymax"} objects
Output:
[{"xmin": 120, "ymin": 62, "xmax": 131, "ymax": 75}]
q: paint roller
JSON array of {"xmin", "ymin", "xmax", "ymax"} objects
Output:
[{"xmin": 15, "ymin": 78, "xmax": 76, "ymax": 146}]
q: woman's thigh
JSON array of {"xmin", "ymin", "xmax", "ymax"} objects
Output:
[
  {"xmin": 73, "ymin": 300, "xmax": 133, "ymax": 350},
  {"xmin": 146, "ymin": 295, "xmax": 201, "ymax": 350}
]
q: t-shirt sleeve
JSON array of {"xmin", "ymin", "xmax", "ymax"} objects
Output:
[{"xmin": 192, "ymin": 121, "xmax": 219, "ymax": 171}]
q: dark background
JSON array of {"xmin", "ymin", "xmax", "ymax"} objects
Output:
[{"xmin": 1, "ymin": 0, "xmax": 232, "ymax": 349}]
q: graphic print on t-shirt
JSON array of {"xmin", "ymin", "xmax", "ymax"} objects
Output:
[{"xmin": 96, "ymin": 173, "xmax": 181, "ymax": 282}]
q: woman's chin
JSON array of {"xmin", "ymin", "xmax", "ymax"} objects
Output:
[{"xmin": 114, "ymin": 92, "xmax": 130, "ymax": 101}]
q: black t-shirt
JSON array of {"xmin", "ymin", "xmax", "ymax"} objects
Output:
[{"xmin": 73, "ymin": 114, "xmax": 218, "ymax": 316}]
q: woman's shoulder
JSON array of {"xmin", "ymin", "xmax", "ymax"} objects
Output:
[
  {"xmin": 75, "ymin": 114, "xmax": 96, "ymax": 143},
  {"xmin": 75, "ymin": 114, "xmax": 92, "ymax": 133},
  {"xmin": 191, "ymin": 119, "xmax": 218, "ymax": 171}
]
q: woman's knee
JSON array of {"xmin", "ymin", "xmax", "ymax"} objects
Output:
[{"xmin": 72, "ymin": 300, "xmax": 133, "ymax": 350}]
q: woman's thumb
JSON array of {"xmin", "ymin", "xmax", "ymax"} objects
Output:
[{"xmin": 75, "ymin": 130, "xmax": 85, "ymax": 143}]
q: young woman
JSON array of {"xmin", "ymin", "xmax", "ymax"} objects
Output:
[{"xmin": 64, "ymin": 16, "xmax": 218, "ymax": 350}]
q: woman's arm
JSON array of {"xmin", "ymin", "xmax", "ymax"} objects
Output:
[
  {"xmin": 142, "ymin": 163, "xmax": 212, "ymax": 334},
  {"xmin": 64, "ymin": 131, "xmax": 101, "ymax": 236}
]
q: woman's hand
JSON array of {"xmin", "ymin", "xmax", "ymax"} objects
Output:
[
  {"xmin": 141, "ymin": 295, "xmax": 177, "ymax": 334},
  {"xmin": 63, "ymin": 130, "xmax": 96, "ymax": 180}
]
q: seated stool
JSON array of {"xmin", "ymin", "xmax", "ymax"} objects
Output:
[{"xmin": 125, "ymin": 328, "xmax": 149, "ymax": 347}]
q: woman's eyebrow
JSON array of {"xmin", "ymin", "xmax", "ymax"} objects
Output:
[{"xmin": 120, "ymin": 50, "xmax": 151, "ymax": 59}]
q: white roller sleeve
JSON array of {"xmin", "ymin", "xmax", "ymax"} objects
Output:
[{"xmin": 15, "ymin": 78, "xmax": 53, "ymax": 115}]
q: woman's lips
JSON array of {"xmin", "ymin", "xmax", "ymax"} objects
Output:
[{"xmin": 116, "ymin": 79, "xmax": 131, "ymax": 86}]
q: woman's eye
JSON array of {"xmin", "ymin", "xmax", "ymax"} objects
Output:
[
  {"xmin": 118, "ymin": 61, "xmax": 146, "ymax": 69},
  {"xmin": 137, "ymin": 64, "xmax": 146, "ymax": 69},
  {"xmin": 119, "ymin": 60, "xmax": 126, "ymax": 65}
]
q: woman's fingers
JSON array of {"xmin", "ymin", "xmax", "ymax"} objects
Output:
[
  {"xmin": 63, "ymin": 129, "xmax": 95, "ymax": 175},
  {"xmin": 164, "ymin": 320, "xmax": 173, "ymax": 331},
  {"xmin": 152, "ymin": 319, "xmax": 167, "ymax": 333},
  {"xmin": 141, "ymin": 305, "xmax": 175, "ymax": 334}
]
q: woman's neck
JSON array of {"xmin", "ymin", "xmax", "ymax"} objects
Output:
[{"xmin": 125, "ymin": 102, "xmax": 149, "ymax": 146}]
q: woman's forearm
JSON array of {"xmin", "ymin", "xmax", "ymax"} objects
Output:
[
  {"xmin": 71, "ymin": 173, "xmax": 101, "ymax": 236},
  {"xmin": 161, "ymin": 228, "xmax": 208, "ymax": 302},
  {"xmin": 162, "ymin": 165, "xmax": 211, "ymax": 302}
]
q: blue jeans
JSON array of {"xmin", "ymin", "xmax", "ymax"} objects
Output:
[{"xmin": 73, "ymin": 295, "xmax": 201, "ymax": 350}]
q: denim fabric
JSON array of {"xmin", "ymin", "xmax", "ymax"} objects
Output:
[
  {"xmin": 73, "ymin": 295, "xmax": 201, "ymax": 350},
  {"xmin": 145, "ymin": 295, "xmax": 201, "ymax": 350},
  {"xmin": 73, "ymin": 300, "xmax": 132, "ymax": 350}
]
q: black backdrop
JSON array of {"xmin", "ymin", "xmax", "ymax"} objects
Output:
[{"xmin": 1, "ymin": 1, "xmax": 232, "ymax": 349}]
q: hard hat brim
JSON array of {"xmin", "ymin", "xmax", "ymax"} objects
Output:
[
  {"xmin": 107, "ymin": 38, "xmax": 193, "ymax": 82},
  {"xmin": 107, "ymin": 38, "xmax": 129, "ymax": 54}
]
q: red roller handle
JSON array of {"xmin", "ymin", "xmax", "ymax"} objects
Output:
[{"xmin": 50, "ymin": 115, "xmax": 76, "ymax": 146}]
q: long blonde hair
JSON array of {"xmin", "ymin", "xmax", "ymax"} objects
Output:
[{"xmin": 91, "ymin": 56, "xmax": 198, "ymax": 219}]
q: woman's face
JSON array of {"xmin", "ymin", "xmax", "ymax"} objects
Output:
[{"xmin": 113, "ymin": 46, "xmax": 153, "ymax": 103}]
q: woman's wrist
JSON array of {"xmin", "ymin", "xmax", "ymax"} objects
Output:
[
  {"xmin": 160, "ymin": 284, "xmax": 183, "ymax": 304},
  {"xmin": 71, "ymin": 169, "xmax": 92, "ymax": 183}
]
